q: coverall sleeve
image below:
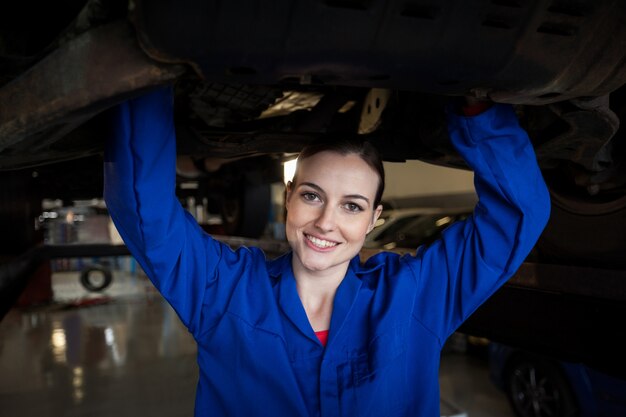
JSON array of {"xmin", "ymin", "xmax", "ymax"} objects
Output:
[
  {"xmin": 409, "ymin": 103, "xmax": 551, "ymax": 342},
  {"xmin": 103, "ymin": 86, "xmax": 240, "ymax": 336}
]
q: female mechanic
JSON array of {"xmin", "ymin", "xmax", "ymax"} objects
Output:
[{"xmin": 104, "ymin": 86, "xmax": 550, "ymax": 417}]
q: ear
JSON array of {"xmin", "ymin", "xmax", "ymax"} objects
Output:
[{"xmin": 367, "ymin": 204, "xmax": 383, "ymax": 234}]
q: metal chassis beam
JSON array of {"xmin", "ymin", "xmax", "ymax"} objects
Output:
[{"xmin": 0, "ymin": 20, "xmax": 184, "ymax": 156}]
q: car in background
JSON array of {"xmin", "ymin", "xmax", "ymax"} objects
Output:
[
  {"xmin": 363, "ymin": 206, "xmax": 472, "ymax": 253},
  {"xmin": 489, "ymin": 342, "xmax": 626, "ymax": 417}
]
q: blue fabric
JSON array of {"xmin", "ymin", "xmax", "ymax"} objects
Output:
[{"xmin": 104, "ymin": 86, "xmax": 550, "ymax": 417}]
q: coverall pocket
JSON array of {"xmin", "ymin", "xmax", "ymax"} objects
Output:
[{"xmin": 349, "ymin": 325, "xmax": 410, "ymax": 416}]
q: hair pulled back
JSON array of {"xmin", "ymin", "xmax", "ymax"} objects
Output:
[{"xmin": 293, "ymin": 139, "xmax": 385, "ymax": 208}]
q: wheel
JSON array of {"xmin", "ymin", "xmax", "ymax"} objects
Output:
[
  {"xmin": 79, "ymin": 265, "xmax": 113, "ymax": 292},
  {"xmin": 220, "ymin": 174, "xmax": 272, "ymax": 238},
  {"xmin": 532, "ymin": 92, "xmax": 626, "ymax": 269},
  {"xmin": 535, "ymin": 172, "xmax": 626, "ymax": 269},
  {"xmin": 505, "ymin": 356, "xmax": 579, "ymax": 417}
]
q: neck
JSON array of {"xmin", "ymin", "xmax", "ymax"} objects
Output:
[{"xmin": 291, "ymin": 259, "xmax": 348, "ymax": 332}]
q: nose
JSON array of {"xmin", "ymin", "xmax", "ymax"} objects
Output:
[{"xmin": 314, "ymin": 205, "xmax": 336, "ymax": 232}]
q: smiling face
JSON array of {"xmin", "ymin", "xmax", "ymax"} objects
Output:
[{"xmin": 285, "ymin": 150, "xmax": 383, "ymax": 279}]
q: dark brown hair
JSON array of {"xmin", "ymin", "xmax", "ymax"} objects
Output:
[{"xmin": 293, "ymin": 139, "xmax": 385, "ymax": 208}]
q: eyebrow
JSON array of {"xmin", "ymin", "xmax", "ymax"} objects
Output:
[{"xmin": 298, "ymin": 182, "xmax": 371, "ymax": 205}]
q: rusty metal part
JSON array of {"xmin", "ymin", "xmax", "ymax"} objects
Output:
[
  {"xmin": 0, "ymin": 20, "xmax": 184, "ymax": 157},
  {"xmin": 536, "ymin": 97, "xmax": 620, "ymax": 172}
]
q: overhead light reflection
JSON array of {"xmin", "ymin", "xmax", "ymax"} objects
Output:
[
  {"xmin": 72, "ymin": 367, "xmax": 84, "ymax": 404},
  {"xmin": 51, "ymin": 323, "xmax": 67, "ymax": 364},
  {"xmin": 104, "ymin": 327, "xmax": 114, "ymax": 346},
  {"xmin": 104, "ymin": 326, "xmax": 124, "ymax": 365}
]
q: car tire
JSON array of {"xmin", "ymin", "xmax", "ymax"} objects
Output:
[
  {"xmin": 535, "ymin": 183, "xmax": 626, "ymax": 269},
  {"xmin": 79, "ymin": 265, "xmax": 113, "ymax": 292},
  {"xmin": 220, "ymin": 178, "xmax": 271, "ymax": 238},
  {"xmin": 505, "ymin": 356, "xmax": 579, "ymax": 417}
]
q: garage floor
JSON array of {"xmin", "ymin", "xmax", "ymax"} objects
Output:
[{"xmin": 0, "ymin": 264, "xmax": 515, "ymax": 417}]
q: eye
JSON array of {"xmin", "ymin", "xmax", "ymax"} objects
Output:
[
  {"xmin": 301, "ymin": 192, "xmax": 321, "ymax": 202},
  {"xmin": 344, "ymin": 202, "xmax": 364, "ymax": 213}
]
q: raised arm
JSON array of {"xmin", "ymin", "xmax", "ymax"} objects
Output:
[
  {"xmin": 410, "ymin": 103, "xmax": 551, "ymax": 341},
  {"xmin": 103, "ymin": 86, "xmax": 235, "ymax": 335}
]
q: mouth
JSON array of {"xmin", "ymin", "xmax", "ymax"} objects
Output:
[{"xmin": 304, "ymin": 233, "xmax": 340, "ymax": 250}]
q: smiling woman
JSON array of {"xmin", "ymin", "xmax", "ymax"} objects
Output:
[
  {"xmin": 104, "ymin": 85, "xmax": 550, "ymax": 417},
  {"xmin": 286, "ymin": 150, "xmax": 383, "ymax": 277}
]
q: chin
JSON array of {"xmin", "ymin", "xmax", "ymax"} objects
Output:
[{"xmin": 299, "ymin": 255, "xmax": 332, "ymax": 272}]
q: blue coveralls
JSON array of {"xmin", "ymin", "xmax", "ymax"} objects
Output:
[{"xmin": 104, "ymin": 87, "xmax": 550, "ymax": 417}]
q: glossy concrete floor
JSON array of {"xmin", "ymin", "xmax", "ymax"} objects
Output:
[{"xmin": 0, "ymin": 262, "xmax": 516, "ymax": 417}]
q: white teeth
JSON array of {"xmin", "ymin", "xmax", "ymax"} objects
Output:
[{"xmin": 305, "ymin": 234, "xmax": 338, "ymax": 249}]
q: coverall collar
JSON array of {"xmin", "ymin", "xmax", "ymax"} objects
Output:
[{"xmin": 267, "ymin": 252, "xmax": 384, "ymax": 348}]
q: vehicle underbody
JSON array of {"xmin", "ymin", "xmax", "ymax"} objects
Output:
[{"xmin": 1, "ymin": 0, "xmax": 626, "ymax": 375}]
